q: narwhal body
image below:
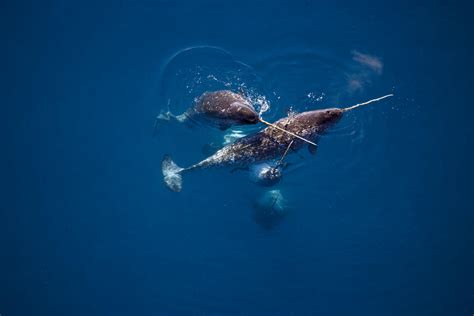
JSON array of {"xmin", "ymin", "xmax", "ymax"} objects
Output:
[
  {"xmin": 191, "ymin": 108, "xmax": 341, "ymax": 168},
  {"xmin": 161, "ymin": 95, "xmax": 393, "ymax": 192}
]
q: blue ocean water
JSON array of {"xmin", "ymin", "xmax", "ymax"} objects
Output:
[{"xmin": 2, "ymin": 1, "xmax": 473, "ymax": 315}]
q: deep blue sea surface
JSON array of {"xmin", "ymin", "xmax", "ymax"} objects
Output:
[{"xmin": 2, "ymin": 1, "xmax": 473, "ymax": 315}]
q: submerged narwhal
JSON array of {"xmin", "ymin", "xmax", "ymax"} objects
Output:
[
  {"xmin": 161, "ymin": 94, "xmax": 393, "ymax": 192},
  {"xmin": 253, "ymin": 189, "xmax": 289, "ymax": 229}
]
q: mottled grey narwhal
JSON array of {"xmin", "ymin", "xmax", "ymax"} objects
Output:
[{"xmin": 155, "ymin": 90, "xmax": 260, "ymax": 131}]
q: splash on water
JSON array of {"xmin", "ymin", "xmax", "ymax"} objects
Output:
[{"xmin": 157, "ymin": 46, "xmax": 271, "ymax": 119}]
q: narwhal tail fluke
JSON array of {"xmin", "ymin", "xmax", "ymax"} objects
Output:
[
  {"xmin": 153, "ymin": 111, "xmax": 188, "ymax": 136},
  {"xmin": 161, "ymin": 155, "xmax": 185, "ymax": 192},
  {"xmin": 342, "ymin": 94, "xmax": 394, "ymax": 112}
]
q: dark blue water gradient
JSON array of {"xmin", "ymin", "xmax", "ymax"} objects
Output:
[{"xmin": 2, "ymin": 1, "xmax": 473, "ymax": 315}]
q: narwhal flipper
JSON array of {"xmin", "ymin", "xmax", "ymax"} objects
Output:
[{"xmin": 161, "ymin": 155, "xmax": 185, "ymax": 192}]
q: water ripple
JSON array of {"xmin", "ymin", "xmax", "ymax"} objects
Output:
[{"xmin": 158, "ymin": 45, "xmax": 270, "ymax": 121}]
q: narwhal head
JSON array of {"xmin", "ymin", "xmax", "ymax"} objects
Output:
[
  {"xmin": 250, "ymin": 163, "xmax": 283, "ymax": 187},
  {"xmin": 303, "ymin": 108, "xmax": 344, "ymax": 132},
  {"xmin": 302, "ymin": 94, "xmax": 394, "ymax": 131},
  {"xmin": 230, "ymin": 102, "xmax": 259, "ymax": 124}
]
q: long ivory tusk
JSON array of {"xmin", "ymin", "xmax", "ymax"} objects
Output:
[{"xmin": 342, "ymin": 94, "xmax": 394, "ymax": 112}]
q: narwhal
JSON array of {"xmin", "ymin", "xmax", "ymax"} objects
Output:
[
  {"xmin": 161, "ymin": 94, "xmax": 393, "ymax": 192},
  {"xmin": 155, "ymin": 90, "xmax": 260, "ymax": 132}
]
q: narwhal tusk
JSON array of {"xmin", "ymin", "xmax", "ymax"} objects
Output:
[
  {"xmin": 258, "ymin": 118, "xmax": 317, "ymax": 147},
  {"xmin": 278, "ymin": 140, "xmax": 295, "ymax": 166},
  {"xmin": 342, "ymin": 94, "xmax": 394, "ymax": 112}
]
